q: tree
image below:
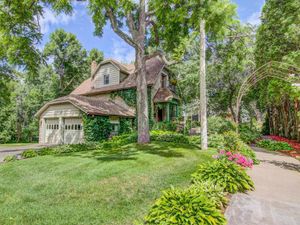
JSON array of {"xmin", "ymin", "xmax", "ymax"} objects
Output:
[
  {"xmin": 88, "ymin": 0, "xmax": 164, "ymax": 143},
  {"xmin": 150, "ymin": 0, "xmax": 236, "ymax": 149},
  {"xmin": 0, "ymin": 0, "xmax": 72, "ymax": 74},
  {"xmin": 87, "ymin": 48, "xmax": 104, "ymax": 65},
  {"xmin": 255, "ymin": 0, "xmax": 300, "ymax": 140},
  {"xmin": 44, "ymin": 29, "xmax": 88, "ymax": 97}
]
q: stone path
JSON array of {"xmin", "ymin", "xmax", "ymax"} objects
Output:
[{"xmin": 225, "ymin": 147, "xmax": 300, "ymax": 225}]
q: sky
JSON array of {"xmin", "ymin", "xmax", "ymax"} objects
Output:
[{"xmin": 39, "ymin": 0, "xmax": 265, "ymax": 63}]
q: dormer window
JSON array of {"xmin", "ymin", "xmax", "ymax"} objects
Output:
[{"xmin": 104, "ymin": 74, "xmax": 110, "ymax": 85}]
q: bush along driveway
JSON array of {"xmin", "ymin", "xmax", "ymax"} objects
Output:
[
  {"xmin": 225, "ymin": 146, "xmax": 300, "ymax": 225},
  {"xmin": 0, "ymin": 143, "xmax": 44, "ymax": 162}
]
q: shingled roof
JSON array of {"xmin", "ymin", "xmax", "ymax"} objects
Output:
[
  {"xmin": 153, "ymin": 88, "xmax": 179, "ymax": 103},
  {"xmin": 36, "ymin": 95, "xmax": 135, "ymax": 118},
  {"xmin": 72, "ymin": 56, "xmax": 165, "ymax": 96}
]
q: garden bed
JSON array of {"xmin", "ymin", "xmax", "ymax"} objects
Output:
[{"xmin": 266, "ymin": 135, "xmax": 300, "ymax": 159}]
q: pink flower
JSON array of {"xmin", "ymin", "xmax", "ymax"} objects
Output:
[{"xmin": 219, "ymin": 150, "xmax": 226, "ymax": 155}]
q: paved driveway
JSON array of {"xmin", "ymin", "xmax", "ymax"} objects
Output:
[
  {"xmin": 0, "ymin": 144, "xmax": 48, "ymax": 162},
  {"xmin": 225, "ymin": 147, "xmax": 300, "ymax": 225}
]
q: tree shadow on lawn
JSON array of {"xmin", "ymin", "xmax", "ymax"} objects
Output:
[{"xmin": 58, "ymin": 142, "xmax": 187, "ymax": 162}]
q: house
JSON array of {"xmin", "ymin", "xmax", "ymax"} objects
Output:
[{"xmin": 36, "ymin": 56, "xmax": 180, "ymax": 145}]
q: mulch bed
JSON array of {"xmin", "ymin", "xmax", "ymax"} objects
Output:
[{"xmin": 266, "ymin": 135, "xmax": 300, "ymax": 159}]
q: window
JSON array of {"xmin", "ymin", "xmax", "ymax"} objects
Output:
[
  {"xmin": 161, "ymin": 75, "xmax": 167, "ymax": 88},
  {"xmin": 104, "ymin": 74, "xmax": 109, "ymax": 85}
]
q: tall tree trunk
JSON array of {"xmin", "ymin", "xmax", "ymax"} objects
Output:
[
  {"xmin": 136, "ymin": 0, "xmax": 150, "ymax": 144},
  {"xmin": 199, "ymin": 19, "xmax": 208, "ymax": 150}
]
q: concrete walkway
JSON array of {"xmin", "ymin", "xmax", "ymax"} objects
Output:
[
  {"xmin": 0, "ymin": 144, "xmax": 49, "ymax": 162},
  {"xmin": 225, "ymin": 147, "xmax": 300, "ymax": 225}
]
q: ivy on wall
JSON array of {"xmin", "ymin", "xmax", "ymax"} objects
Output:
[
  {"xmin": 82, "ymin": 114, "xmax": 112, "ymax": 142},
  {"xmin": 111, "ymin": 87, "xmax": 155, "ymax": 129},
  {"xmin": 111, "ymin": 89, "xmax": 137, "ymax": 107},
  {"xmin": 119, "ymin": 118, "xmax": 132, "ymax": 134}
]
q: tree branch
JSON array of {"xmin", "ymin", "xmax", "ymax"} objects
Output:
[
  {"xmin": 106, "ymin": 8, "xmax": 138, "ymax": 49},
  {"xmin": 146, "ymin": 19, "xmax": 159, "ymax": 44},
  {"xmin": 126, "ymin": 12, "xmax": 138, "ymax": 39},
  {"xmin": 145, "ymin": 50, "xmax": 178, "ymax": 65}
]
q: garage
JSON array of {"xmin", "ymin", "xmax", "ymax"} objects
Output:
[
  {"xmin": 63, "ymin": 118, "xmax": 84, "ymax": 144},
  {"xmin": 45, "ymin": 118, "xmax": 60, "ymax": 144}
]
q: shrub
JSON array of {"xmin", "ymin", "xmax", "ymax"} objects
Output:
[
  {"xmin": 3, "ymin": 155, "xmax": 17, "ymax": 162},
  {"xmin": 187, "ymin": 135, "xmax": 200, "ymax": 145},
  {"xmin": 21, "ymin": 149, "xmax": 38, "ymax": 158},
  {"xmin": 222, "ymin": 131, "xmax": 258, "ymax": 164},
  {"xmin": 191, "ymin": 180, "xmax": 228, "ymax": 209},
  {"xmin": 102, "ymin": 133, "xmax": 138, "ymax": 149},
  {"xmin": 38, "ymin": 147, "xmax": 55, "ymax": 156},
  {"xmin": 256, "ymin": 139, "xmax": 293, "ymax": 151},
  {"xmin": 145, "ymin": 187, "xmax": 226, "ymax": 225},
  {"xmin": 214, "ymin": 150, "xmax": 253, "ymax": 168},
  {"xmin": 239, "ymin": 124, "xmax": 261, "ymax": 144},
  {"xmin": 208, "ymin": 116, "xmax": 236, "ymax": 135},
  {"xmin": 152, "ymin": 121, "xmax": 177, "ymax": 131},
  {"xmin": 222, "ymin": 131, "xmax": 241, "ymax": 151},
  {"xmin": 238, "ymin": 144, "xmax": 259, "ymax": 164},
  {"xmin": 192, "ymin": 160, "xmax": 254, "ymax": 193},
  {"xmin": 150, "ymin": 130, "xmax": 190, "ymax": 144},
  {"xmin": 208, "ymin": 134, "xmax": 225, "ymax": 149}
]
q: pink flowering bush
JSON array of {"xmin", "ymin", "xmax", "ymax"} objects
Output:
[{"xmin": 213, "ymin": 150, "xmax": 253, "ymax": 168}]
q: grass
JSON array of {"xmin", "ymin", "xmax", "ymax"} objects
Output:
[{"xmin": 0, "ymin": 141, "xmax": 216, "ymax": 225}]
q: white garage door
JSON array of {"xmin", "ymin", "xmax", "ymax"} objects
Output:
[
  {"xmin": 63, "ymin": 118, "xmax": 84, "ymax": 144},
  {"xmin": 45, "ymin": 118, "xmax": 60, "ymax": 144}
]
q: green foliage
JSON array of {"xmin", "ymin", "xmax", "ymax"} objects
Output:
[
  {"xmin": 208, "ymin": 134, "xmax": 225, "ymax": 149},
  {"xmin": 191, "ymin": 181, "xmax": 228, "ymax": 209},
  {"xmin": 82, "ymin": 115, "xmax": 112, "ymax": 142},
  {"xmin": 119, "ymin": 118, "xmax": 133, "ymax": 134},
  {"xmin": 256, "ymin": 139, "xmax": 293, "ymax": 151},
  {"xmin": 3, "ymin": 155, "xmax": 17, "ymax": 162},
  {"xmin": 101, "ymin": 133, "xmax": 138, "ymax": 149},
  {"xmin": 144, "ymin": 187, "xmax": 226, "ymax": 225},
  {"xmin": 188, "ymin": 134, "xmax": 225, "ymax": 149},
  {"xmin": 239, "ymin": 124, "xmax": 261, "ymax": 144},
  {"xmin": 0, "ymin": 0, "xmax": 72, "ymax": 73},
  {"xmin": 222, "ymin": 131, "xmax": 258, "ymax": 164},
  {"xmin": 238, "ymin": 144, "xmax": 259, "ymax": 165},
  {"xmin": 208, "ymin": 116, "xmax": 236, "ymax": 135},
  {"xmin": 150, "ymin": 130, "xmax": 190, "ymax": 144},
  {"xmin": 43, "ymin": 29, "xmax": 88, "ymax": 96},
  {"xmin": 152, "ymin": 121, "xmax": 177, "ymax": 131},
  {"xmin": 222, "ymin": 131, "xmax": 241, "ymax": 151},
  {"xmin": 111, "ymin": 89, "xmax": 137, "ymax": 108},
  {"xmin": 21, "ymin": 149, "xmax": 38, "ymax": 158},
  {"xmin": 149, "ymin": 0, "xmax": 237, "ymax": 53},
  {"xmin": 192, "ymin": 160, "xmax": 254, "ymax": 193}
]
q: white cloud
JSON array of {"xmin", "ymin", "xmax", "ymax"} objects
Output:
[
  {"xmin": 111, "ymin": 39, "xmax": 135, "ymax": 63},
  {"xmin": 39, "ymin": 8, "xmax": 77, "ymax": 34},
  {"xmin": 246, "ymin": 11, "xmax": 261, "ymax": 25}
]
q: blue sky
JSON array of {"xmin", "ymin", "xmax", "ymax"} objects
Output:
[{"xmin": 39, "ymin": 0, "xmax": 265, "ymax": 63}]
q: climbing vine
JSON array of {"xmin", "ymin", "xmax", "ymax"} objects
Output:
[
  {"xmin": 82, "ymin": 114, "xmax": 111, "ymax": 142},
  {"xmin": 111, "ymin": 87, "xmax": 155, "ymax": 129},
  {"xmin": 119, "ymin": 118, "xmax": 132, "ymax": 134},
  {"xmin": 111, "ymin": 89, "xmax": 137, "ymax": 107}
]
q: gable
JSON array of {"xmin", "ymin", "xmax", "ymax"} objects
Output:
[{"xmin": 93, "ymin": 63, "xmax": 120, "ymax": 89}]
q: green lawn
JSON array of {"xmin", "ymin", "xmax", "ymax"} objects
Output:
[{"xmin": 0, "ymin": 142, "xmax": 215, "ymax": 225}]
